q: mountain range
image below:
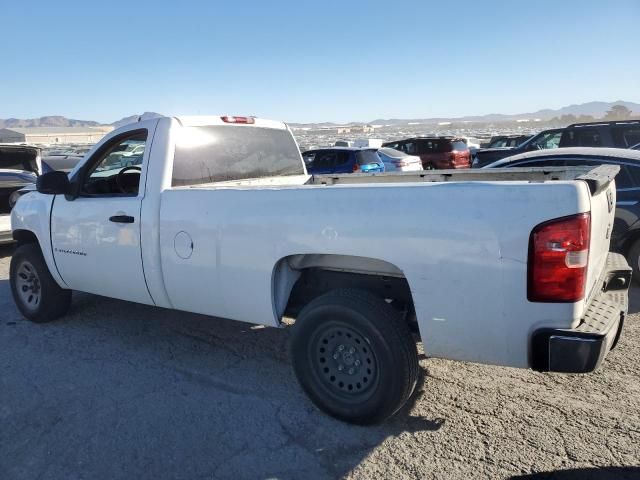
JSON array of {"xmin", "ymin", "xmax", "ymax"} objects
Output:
[
  {"xmin": 1, "ymin": 101, "xmax": 639, "ymax": 130},
  {"xmin": 364, "ymin": 100, "xmax": 640, "ymax": 126},
  {"xmin": 0, "ymin": 112, "xmax": 164, "ymax": 129}
]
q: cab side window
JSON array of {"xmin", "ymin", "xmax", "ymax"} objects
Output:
[{"xmin": 81, "ymin": 131, "xmax": 147, "ymax": 196}]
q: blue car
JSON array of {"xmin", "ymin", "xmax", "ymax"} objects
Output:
[{"xmin": 302, "ymin": 147, "xmax": 385, "ymax": 174}]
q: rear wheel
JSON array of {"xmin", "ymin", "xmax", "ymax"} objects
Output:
[
  {"xmin": 10, "ymin": 243, "xmax": 71, "ymax": 322},
  {"xmin": 290, "ymin": 289, "xmax": 419, "ymax": 424}
]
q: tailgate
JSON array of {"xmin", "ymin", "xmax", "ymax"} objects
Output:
[{"xmin": 581, "ymin": 166, "xmax": 619, "ymax": 307}]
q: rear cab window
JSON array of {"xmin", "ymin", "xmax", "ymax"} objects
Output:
[{"xmin": 172, "ymin": 125, "xmax": 304, "ymax": 186}]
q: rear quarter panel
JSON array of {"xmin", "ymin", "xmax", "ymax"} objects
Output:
[{"xmin": 159, "ymin": 180, "xmax": 591, "ymax": 368}]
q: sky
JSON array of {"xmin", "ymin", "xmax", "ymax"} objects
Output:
[{"xmin": 2, "ymin": 0, "xmax": 639, "ymax": 124}]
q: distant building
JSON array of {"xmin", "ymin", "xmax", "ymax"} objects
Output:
[
  {"xmin": 304, "ymin": 124, "xmax": 375, "ymax": 135},
  {"xmin": 0, "ymin": 126, "xmax": 113, "ymax": 144}
]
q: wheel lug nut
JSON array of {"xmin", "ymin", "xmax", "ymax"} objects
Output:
[
  {"xmin": 333, "ymin": 353, "xmax": 339, "ymax": 360},
  {"xmin": 348, "ymin": 368, "xmax": 354, "ymax": 375},
  {"xmin": 338, "ymin": 345, "xmax": 345, "ymax": 351},
  {"xmin": 338, "ymin": 365, "xmax": 344, "ymax": 371},
  {"xmin": 349, "ymin": 347, "xmax": 355, "ymax": 354},
  {"xmin": 354, "ymin": 360, "xmax": 361, "ymax": 366}
]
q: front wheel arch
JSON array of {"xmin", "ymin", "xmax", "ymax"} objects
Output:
[{"xmin": 12, "ymin": 229, "xmax": 39, "ymax": 247}]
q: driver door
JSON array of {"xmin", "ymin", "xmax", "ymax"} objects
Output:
[{"xmin": 50, "ymin": 129, "xmax": 153, "ymax": 304}]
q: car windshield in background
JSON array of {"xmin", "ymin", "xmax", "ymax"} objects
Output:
[
  {"xmin": 172, "ymin": 126, "xmax": 305, "ymax": 186},
  {"xmin": 378, "ymin": 147, "xmax": 406, "ymax": 158},
  {"xmin": 356, "ymin": 150, "xmax": 381, "ymax": 165},
  {"xmin": 530, "ymin": 131, "xmax": 562, "ymax": 149},
  {"xmin": 451, "ymin": 141, "xmax": 467, "ymax": 151},
  {"xmin": 489, "ymin": 138, "xmax": 513, "ymax": 148}
]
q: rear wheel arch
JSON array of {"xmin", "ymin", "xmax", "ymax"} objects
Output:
[{"xmin": 271, "ymin": 254, "xmax": 417, "ymax": 330}]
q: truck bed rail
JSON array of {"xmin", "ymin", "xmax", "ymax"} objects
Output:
[{"xmin": 310, "ymin": 165, "xmax": 619, "ymax": 188}]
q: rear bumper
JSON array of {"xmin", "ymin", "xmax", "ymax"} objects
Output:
[{"xmin": 530, "ymin": 252, "xmax": 631, "ymax": 373}]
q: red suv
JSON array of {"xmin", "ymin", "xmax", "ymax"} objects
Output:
[{"xmin": 382, "ymin": 137, "xmax": 471, "ymax": 169}]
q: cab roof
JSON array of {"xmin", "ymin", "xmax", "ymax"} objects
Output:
[{"xmin": 174, "ymin": 116, "xmax": 287, "ymax": 130}]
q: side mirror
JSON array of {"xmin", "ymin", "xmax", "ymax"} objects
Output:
[{"xmin": 36, "ymin": 171, "xmax": 71, "ymax": 195}]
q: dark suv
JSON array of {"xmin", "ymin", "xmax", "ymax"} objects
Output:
[
  {"xmin": 473, "ymin": 120, "xmax": 640, "ymax": 167},
  {"xmin": 381, "ymin": 137, "xmax": 470, "ymax": 169}
]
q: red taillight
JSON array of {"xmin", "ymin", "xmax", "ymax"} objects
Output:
[
  {"xmin": 221, "ymin": 115, "xmax": 255, "ymax": 124},
  {"xmin": 353, "ymin": 163, "xmax": 361, "ymax": 172},
  {"xmin": 528, "ymin": 213, "xmax": 590, "ymax": 302}
]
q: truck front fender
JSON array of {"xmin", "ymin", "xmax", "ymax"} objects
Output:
[{"xmin": 11, "ymin": 192, "xmax": 68, "ymax": 288}]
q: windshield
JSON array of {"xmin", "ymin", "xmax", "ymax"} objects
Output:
[
  {"xmin": 451, "ymin": 141, "xmax": 468, "ymax": 151},
  {"xmin": 172, "ymin": 126, "xmax": 305, "ymax": 186},
  {"xmin": 524, "ymin": 131, "xmax": 562, "ymax": 150},
  {"xmin": 356, "ymin": 150, "xmax": 381, "ymax": 165}
]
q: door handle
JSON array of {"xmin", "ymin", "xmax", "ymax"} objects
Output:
[{"xmin": 109, "ymin": 215, "xmax": 135, "ymax": 224}]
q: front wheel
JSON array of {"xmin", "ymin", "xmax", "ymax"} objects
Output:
[
  {"xmin": 10, "ymin": 243, "xmax": 71, "ymax": 322},
  {"xmin": 290, "ymin": 289, "xmax": 419, "ymax": 424}
]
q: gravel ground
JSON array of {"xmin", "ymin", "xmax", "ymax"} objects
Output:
[{"xmin": 1, "ymin": 244, "xmax": 639, "ymax": 480}]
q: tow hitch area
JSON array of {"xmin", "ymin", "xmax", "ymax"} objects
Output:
[{"xmin": 531, "ymin": 252, "xmax": 631, "ymax": 373}]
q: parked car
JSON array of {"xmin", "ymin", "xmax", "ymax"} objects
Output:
[
  {"xmin": 42, "ymin": 152, "xmax": 86, "ymax": 172},
  {"xmin": 0, "ymin": 169, "xmax": 37, "ymax": 244},
  {"xmin": 381, "ymin": 137, "xmax": 471, "ymax": 169},
  {"xmin": 352, "ymin": 138, "xmax": 384, "ymax": 149},
  {"xmin": 0, "ymin": 144, "xmax": 42, "ymax": 174},
  {"xmin": 10, "ymin": 115, "xmax": 629, "ymax": 425},
  {"xmin": 376, "ymin": 147, "xmax": 423, "ymax": 172},
  {"xmin": 486, "ymin": 135, "xmax": 531, "ymax": 149},
  {"xmin": 485, "ymin": 147, "xmax": 640, "ymax": 281},
  {"xmin": 0, "ymin": 169, "xmax": 37, "ymax": 213},
  {"xmin": 302, "ymin": 147, "xmax": 384, "ymax": 174},
  {"xmin": 473, "ymin": 120, "xmax": 640, "ymax": 168},
  {"xmin": 0, "ymin": 144, "xmax": 41, "ymax": 244},
  {"xmin": 43, "ymin": 145, "xmax": 94, "ymax": 172}
]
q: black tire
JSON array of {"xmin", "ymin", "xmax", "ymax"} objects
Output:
[
  {"xmin": 627, "ymin": 239, "xmax": 640, "ymax": 285},
  {"xmin": 290, "ymin": 289, "xmax": 419, "ymax": 425},
  {"xmin": 10, "ymin": 243, "xmax": 71, "ymax": 323}
]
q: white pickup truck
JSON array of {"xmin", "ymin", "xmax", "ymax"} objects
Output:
[{"xmin": 9, "ymin": 115, "xmax": 631, "ymax": 424}]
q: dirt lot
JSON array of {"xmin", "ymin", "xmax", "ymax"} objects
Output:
[{"xmin": 1, "ymin": 244, "xmax": 639, "ymax": 480}]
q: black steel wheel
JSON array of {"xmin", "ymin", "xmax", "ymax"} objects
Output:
[
  {"xmin": 310, "ymin": 322, "xmax": 379, "ymax": 403},
  {"xmin": 290, "ymin": 289, "xmax": 419, "ymax": 424}
]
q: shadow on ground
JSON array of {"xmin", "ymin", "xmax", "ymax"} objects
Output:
[
  {"xmin": 512, "ymin": 466, "xmax": 640, "ymax": 480},
  {"xmin": 0, "ymin": 276, "xmax": 443, "ymax": 480}
]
